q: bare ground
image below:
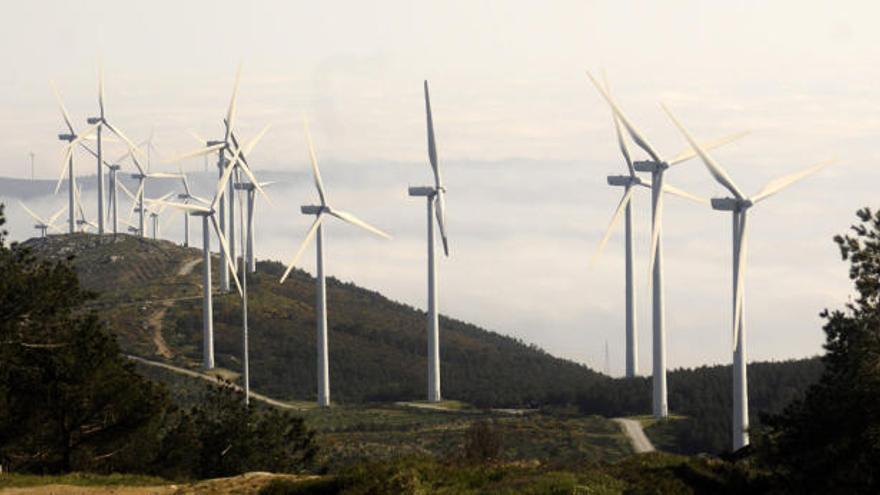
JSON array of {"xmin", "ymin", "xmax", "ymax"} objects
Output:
[{"xmin": 0, "ymin": 472, "xmax": 317, "ymax": 494}]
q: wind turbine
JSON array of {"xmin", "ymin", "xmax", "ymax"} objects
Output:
[
  {"xmin": 145, "ymin": 192, "xmax": 176, "ymax": 240},
  {"xmin": 171, "ymin": 67, "xmax": 266, "ymax": 292},
  {"xmin": 73, "ymin": 181, "xmax": 98, "ymax": 232},
  {"xmin": 279, "ymin": 118, "xmax": 392, "ymax": 408},
  {"xmin": 587, "ymin": 72, "xmax": 746, "ymax": 417},
  {"xmin": 85, "ymin": 64, "xmax": 143, "ymax": 235},
  {"xmin": 662, "ymin": 103, "xmax": 834, "ymax": 450},
  {"xmin": 51, "ymin": 82, "xmax": 98, "ymax": 234},
  {"xmin": 126, "ymin": 147, "xmax": 182, "ymax": 237},
  {"xmin": 177, "ymin": 170, "xmax": 209, "ymax": 247},
  {"xmin": 408, "ymin": 80, "xmax": 450, "ymax": 402},
  {"xmin": 19, "ymin": 202, "xmax": 65, "ymax": 238}
]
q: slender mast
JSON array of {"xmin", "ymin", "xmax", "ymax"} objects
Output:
[
  {"xmin": 316, "ymin": 223, "xmax": 330, "ymax": 407},
  {"xmin": 624, "ymin": 194, "xmax": 637, "ymax": 377},
  {"xmin": 651, "ymin": 170, "xmax": 668, "ymax": 418},
  {"xmin": 201, "ymin": 214, "xmax": 214, "ymax": 369},
  {"xmin": 427, "ymin": 195, "xmax": 441, "ymax": 402}
]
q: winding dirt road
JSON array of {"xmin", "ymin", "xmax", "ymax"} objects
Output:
[{"xmin": 614, "ymin": 418, "xmax": 655, "ymax": 453}]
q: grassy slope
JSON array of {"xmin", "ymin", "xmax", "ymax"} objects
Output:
[{"xmin": 24, "ymin": 233, "xmax": 604, "ymax": 407}]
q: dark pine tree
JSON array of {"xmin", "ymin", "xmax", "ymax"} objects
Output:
[{"xmin": 757, "ymin": 207, "xmax": 880, "ymax": 493}]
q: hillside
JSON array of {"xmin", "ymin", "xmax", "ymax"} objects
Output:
[{"xmin": 23, "ymin": 233, "xmax": 606, "ymax": 407}]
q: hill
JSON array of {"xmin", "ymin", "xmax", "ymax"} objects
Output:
[
  {"xmin": 22, "ymin": 233, "xmax": 606, "ymax": 407},
  {"xmin": 22, "ymin": 233, "xmax": 823, "ymax": 455}
]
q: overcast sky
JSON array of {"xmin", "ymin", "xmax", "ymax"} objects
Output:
[{"xmin": 1, "ymin": 1, "xmax": 879, "ymax": 375}]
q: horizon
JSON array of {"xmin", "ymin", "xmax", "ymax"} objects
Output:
[{"xmin": 2, "ymin": 0, "xmax": 878, "ymax": 376}]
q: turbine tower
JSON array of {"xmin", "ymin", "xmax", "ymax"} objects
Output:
[
  {"xmin": 408, "ymin": 80, "xmax": 450, "ymax": 402},
  {"xmin": 279, "ymin": 118, "xmax": 391, "ymax": 408},
  {"xmin": 587, "ymin": 72, "xmax": 745, "ymax": 417},
  {"xmin": 155, "ymin": 147, "xmax": 246, "ymax": 369},
  {"xmin": 662, "ymin": 103, "xmax": 834, "ymax": 450},
  {"xmin": 86, "ymin": 65, "xmax": 144, "ymax": 235},
  {"xmin": 51, "ymin": 82, "xmax": 97, "ymax": 234},
  {"xmin": 234, "ymin": 179, "xmax": 275, "ymax": 273}
]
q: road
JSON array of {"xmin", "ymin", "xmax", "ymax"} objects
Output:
[
  {"xmin": 126, "ymin": 354, "xmax": 309, "ymax": 411},
  {"xmin": 614, "ymin": 418, "xmax": 656, "ymax": 454}
]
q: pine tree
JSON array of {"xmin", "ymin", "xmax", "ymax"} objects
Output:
[{"xmin": 757, "ymin": 207, "xmax": 880, "ymax": 492}]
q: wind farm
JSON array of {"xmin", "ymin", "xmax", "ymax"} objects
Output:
[{"xmin": 0, "ymin": 2, "xmax": 876, "ymax": 492}]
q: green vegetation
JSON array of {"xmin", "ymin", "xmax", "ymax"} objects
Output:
[
  {"xmin": 753, "ymin": 207, "xmax": 880, "ymax": 493},
  {"xmin": 259, "ymin": 453, "xmax": 759, "ymax": 495},
  {"xmin": 0, "ymin": 205, "xmax": 316, "ymax": 480}
]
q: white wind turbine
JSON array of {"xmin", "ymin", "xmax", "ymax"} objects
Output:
[
  {"xmin": 279, "ymin": 118, "xmax": 392, "ymax": 408},
  {"xmin": 86, "ymin": 64, "xmax": 141, "ymax": 235},
  {"xmin": 125, "ymin": 146, "xmax": 182, "ymax": 237},
  {"xmin": 145, "ymin": 192, "xmax": 176, "ymax": 240},
  {"xmin": 19, "ymin": 202, "xmax": 66, "ymax": 238},
  {"xmin": 408, "ymin": 80, "xmax": 449, "ymax": 402},
  {"xmin": 51, "ymin": 83, "xmax": 98, "ymax": 234},
  {"xmin": 662, "ymin": 103, "xmax": 834, "ymax": 450},
  {"xmin": 177, "ymin": 170, "xmax": 210, "ymax": 247},
  {"xmin": 587, "ymin": 72, "xmax": 745, "ymax": 416},
  {"xmin": 171, "ymin": 67, "xmax": 267, "ymax": 292}
]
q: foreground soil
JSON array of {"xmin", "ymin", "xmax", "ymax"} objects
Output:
[{"xmin": 0, "ymin": 472, "xmax": 316, "ymax": 494}]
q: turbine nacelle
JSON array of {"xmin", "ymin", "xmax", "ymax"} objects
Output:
[
  {"xmin": 606, "ymin": 175, "xmax": 646, "ymax": 187},
  {"xmin": 633, "ymin": 160, "xmax": 669, "ymax": 173},
  {"xmin": 86, "ymin": 117, "xmax": 101, "ymax": 125},
  {"xmin": 408, "ymin": 186, "xmax": 436, "ymax": 197},
  {"xmin": 58, "ymin": 133, "xmax": 76, "ymax": 142},
  {"xmin": 300, "ymin": 204, "xmax": 325, "ymax": 215},
  {"xmin": 711, "ymin": 197, "xmax": 752, "ymax": 211}
]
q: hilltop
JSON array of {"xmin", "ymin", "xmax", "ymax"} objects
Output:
[{"xmin": 23, "ymin": 233, "xmax": 605, "ymax": 407}]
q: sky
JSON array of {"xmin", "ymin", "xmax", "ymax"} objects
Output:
[{"xmin": 1, "ymin": 1, "xmax": 879, "ymax": 375}]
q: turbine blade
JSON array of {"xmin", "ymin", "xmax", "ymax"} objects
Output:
[
  {"xmin": 327, "ymin": 207, "xmax": 392, "ymax": 239},
  {"xmin": 662, "ymin": 183, "xmax": 708, "ymax": 204},
  {"xmin": 424, "ymin": 80, "xmax": 442, "ymax": 189},
  {"xmin": 48, "ymin": 205, "xmax": 67, "ymax": 225},
  {"xmin": 224, "ymin": 65, "xmax": 242, "ymax": 142},
  {"xmin": 210, "ymin": 149, "xmax": 239, "ymax": 211},
  {"xmin": 586, "ymin": 71, "xmax": 661, "ymax": 162},
  {"xmin": 49, "ymin": 81, "xmax": 75, "ymax": 135},
  {"xmin": 661, "ymin": 103, "xmax": 744, "ymax": 199},
  {"xmin": 601, "ymin": 73, "xmax": 636, "ymax": 176},
  {"xmin": 751, "ymin": 159, "xmax": 836, "ymax": 204},
  {"xmin": 590, "ymin": 185, "xmax": 635, "ymax": 266},
  {"xmin": 180, "ymin": 168, "xmax": 192, "ymax": 196},
  {"xmin": 303, "ymin": 117, "xmax": 327, "ymax": 205},
  {"xmin": 18, "ymin": 201, "xmax": 45, "ymax": 224},
  {"xmin": 243, "ymin": 124, "xmax": 270, "ymax": 156},
  {"xmin": 668, "ymin": 131, "xmax": 750, "ymax": 165},
  {"xmin": 54, "ymin": 147, "xmax": 73, "ymax": 195},
  {"xmin": 188, "ymin": 129, "xmax": 207, "ymax": 144},
  {"xmin": 98, "ymin": 63, "xmax": 105, "ymax": 118},
  {"xmin": 147, "ymin": 172, "xmax": 184, "ymax": 179},
  {"xmin": 167, "ymin": 143, "xmax": 225, "ymax": 164},
  {"xmin": 129, "ymin": 179, "xmax": 145, "ymax": 220},
  {"xmin": 210, "ymin": 214, "xmax": 242, "ymax": 296},
  {"xmin": 647, "ymin": 174, "xmax": 665, "ymax": 283},
  {"xmin": 435, "ymin": 190, "xmax": 449, "ymax": 256},
  {"xmin": 279, "ymin": 213, "xmax": 324, "ymax": 284},
  {"xmin": 118, "ymin": 179, "xmax": 136, "ymax": 201}
]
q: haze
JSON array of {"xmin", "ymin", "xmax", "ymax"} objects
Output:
[{"xmin": 1, "ymin": 1, "xmax": 878, "ymax": 375}]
